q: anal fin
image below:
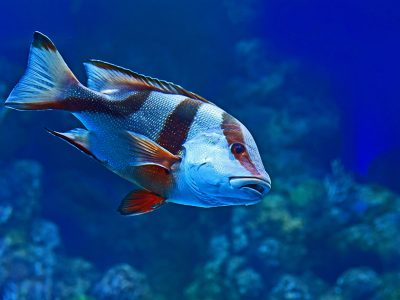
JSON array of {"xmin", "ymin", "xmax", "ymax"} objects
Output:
[{"xmin": 118, "ymin": 190, "xmax": 166, "ymax": 216}]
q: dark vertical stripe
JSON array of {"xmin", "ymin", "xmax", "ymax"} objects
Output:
[
  {"xmin": 111, "ymin": 90, "xmax": 151, "ymax": 116},
  {"xmin": 64, "ymin": 88, "xmax": 151, "ymax": 117},
  {"xmin": 157, "ymin": 98, "xmax": 202, "ymax": 154},
  {"xmin": 221, "ymin": 112, "xmax": 260, "ymax": 176}
]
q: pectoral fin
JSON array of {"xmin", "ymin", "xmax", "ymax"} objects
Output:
[
  {"xmin": 118, "ymin": 190, "xmax": 166, "ymax": 215},
  {"xmin": 124, "ymin": 131, "xmax": 180, "ymax": 170},
  {"xmin": 47, "ymin": 128, "xmax": 101, "ymax": 162}
]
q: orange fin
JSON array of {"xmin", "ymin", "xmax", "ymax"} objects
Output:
[
  {"xmin": 128, "ymin": 164, "xmax": 172, "ymax": 197},
  {"xmin": 84, "ymin": 59, "xmax": 213, "ymax": 104},
  {"xmin": 46, "ymin": 128, "xmax": 100, "ymax": 162},
  {"xmin": 118, "ymin": 190, "xmax": 166, "ymax": 215},
  {"xmin": 124, "ymin": 131, "xmax": 180, "ymax": 170}
]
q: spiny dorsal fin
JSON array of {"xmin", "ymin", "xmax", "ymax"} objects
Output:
[{"xmin": 83, "ymin": 59, "xmax": 213, "ymax": 104}]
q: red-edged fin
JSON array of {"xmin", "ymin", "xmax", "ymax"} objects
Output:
[
  {"xmin": 128, "ymin": 164, "xmax": 173, "ymax": 198},
  {"xmin": 118, "ymin": 190, "xmax": 166, "ymax": 215},
  {"xmin": 123, "ymin": 131, "xmax": 180, "ymax": 170},
  {"xmin": 46, "ymin": 128, "xmax": 101, "ymax": 162},
  {"xmin": 84, "ymin": 59, "xmax": 213, "ymax": 104},
  {"xmin": 5, "ymin": 32, "xmax": 80, "ymax": 111}
]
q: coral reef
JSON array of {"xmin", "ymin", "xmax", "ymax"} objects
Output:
[
  {"xmin": 0, "ymin": 160, "xmax": 153, "ymax": 300},
  {"xmin": 183, "ymin": 161, "xmax": 400, "ymax": 300},
  {"xmin": 93, "ymin": 264, "xmax": 152, "ymax": 300}
]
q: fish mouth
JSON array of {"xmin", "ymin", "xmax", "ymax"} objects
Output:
[{"xmin": 229, "ymin": 176, "xmax": 271, "ymax": 198}]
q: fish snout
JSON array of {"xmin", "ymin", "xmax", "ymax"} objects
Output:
[{"xmin": 229, "ymin": 175, "xmax": 271, "ymax": 199}]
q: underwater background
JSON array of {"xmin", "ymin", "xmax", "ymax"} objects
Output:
[{"xmin": 0, "ymin": 0, "xmax": 399, "ymax": 299}]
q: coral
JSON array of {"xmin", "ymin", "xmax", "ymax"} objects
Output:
[
  {"xmin": 335, "ymin": 267, "xmax": 381, "ymax": 300},
  {"xmin": 289, "ymin": 179, "xmax": 325, "ymax": 208},
  {"xmin": 250, "ymin": 194, "xmax": 305, "ymax": 240},
  {"xmin": 31, "ymin": 220, "xmax": 60, "ymax": 250},
  {"xmin": 53, "ymin": 258, "xmax": 97, "ymax": 300},
  {"xmin": 0, "ymin": 160, "xmax": 42, "ymax": 223},
  {"xmin": 257, "ymin": 238, "xmax": 282, "ymax": 269},
  {"xmin": 376, "ymin": 272, "xmax": 400, "ymax": 300},
  {"xmin": 93, "ymin": 264, "xmax": 151, "ymax": 300},
  {"xmin": 334, "ymin": 212, "xmax": 400, "ymax": 265},
  {"xmin": 0, "ymin": 203, "xmax": 12, "ymax": 224},
  {"xmin": 0, "ymin": 160, "xmax": 149, "ymax": 300},
  {"xmin": 185, "ymin": 234, "xmax": 264, "ymax": 300},
  {"xmin": 269, "ymin": 275, "xmax": 312, "ymax": 300}
]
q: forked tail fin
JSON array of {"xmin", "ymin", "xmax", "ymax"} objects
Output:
[{"xmin": 5, "ymin": 32, "xmax": 80, "ymax": 110}]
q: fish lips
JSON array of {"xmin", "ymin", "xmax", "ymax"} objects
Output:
[{"xmin": 229, "ymin": 176, "xmax": 271, "ymax": 200}]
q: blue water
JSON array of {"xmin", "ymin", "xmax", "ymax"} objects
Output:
[
  {"xmin": 260, "ymin": 0, "xmax": 400, "ymax": 186},
  {"xmin": 0, "ymin": 1, "xmax": 399, "ymax": 299}
]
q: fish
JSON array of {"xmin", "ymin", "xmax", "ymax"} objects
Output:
[{"xmin": 4, "ymin": 32, "xmax": 271, "ymax": 215}]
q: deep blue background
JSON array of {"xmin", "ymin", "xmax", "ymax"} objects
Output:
[
  {"xmin": 0, "ymin": 0, "xmax": 398, "ymax": 188},
  {"xmin": 259, "ymin": 0, "xmax": 400, "ymax": 189}
]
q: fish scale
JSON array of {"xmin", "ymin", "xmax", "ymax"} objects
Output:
[
  {"xmin": 187, "ymin": 102, "xmax": 224, "ymax": 141},
  {"xmin": 76, "ymin": 91, "xmax": 188, "ymax": 141}
]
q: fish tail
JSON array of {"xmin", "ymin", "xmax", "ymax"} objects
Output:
[{"xmin": 5, "ymin": 32, "xmax": 81, "ymax": 111}]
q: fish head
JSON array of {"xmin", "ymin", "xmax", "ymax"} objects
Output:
[{"xmin": 181, "ymin": 123, "xmax": 271, "ymax": 207}]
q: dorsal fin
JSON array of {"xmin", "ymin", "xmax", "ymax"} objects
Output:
[{"xmin": 83, "ymin": 59, "xmax": 213, "ymax": 104}]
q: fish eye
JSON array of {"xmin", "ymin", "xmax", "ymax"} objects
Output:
[{"xmin": 231, "ymin": 143, "xmax": 246, "ymax": 155}]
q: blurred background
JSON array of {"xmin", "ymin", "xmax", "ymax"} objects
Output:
[{"xmin": 0, "ymin": 0, "xmax": 399, "ymax": 299}]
